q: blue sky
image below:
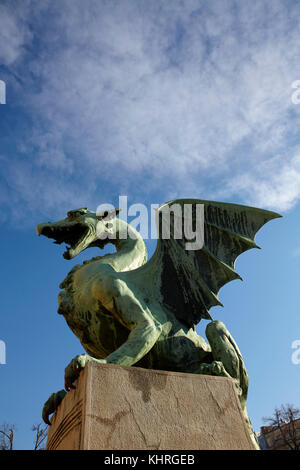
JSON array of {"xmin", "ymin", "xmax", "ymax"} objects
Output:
[{"xmin": 0, "ymin": 0, "xmax": 300, "ymax": 449}]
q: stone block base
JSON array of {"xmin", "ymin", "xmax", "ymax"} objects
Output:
[{"xmin": 46, "ymin": 362, "xmax": 254, "ymax": 450}]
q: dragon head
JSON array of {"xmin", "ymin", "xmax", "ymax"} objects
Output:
[{"xmin": 36, "ymin": 207, "xmax": 121, "ymax": 259}]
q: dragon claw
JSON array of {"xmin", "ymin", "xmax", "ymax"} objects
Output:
[
  {"xmin": 198, "ymin": 360, "xmax": 230, "ymax": 378},
  {"xmin": 42, "ymin": 390, "xmax": 66, "ymax": 425},
  {"xmin": 64, "ymin": 354, "xmax": 88, "ymax": 391}
]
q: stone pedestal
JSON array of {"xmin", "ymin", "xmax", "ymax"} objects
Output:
[{"xmin": 46, "ymin": 362, "xmax": 254, "ymax": 450}]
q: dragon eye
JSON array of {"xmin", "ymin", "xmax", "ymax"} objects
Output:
[
  {"xmin": 67, "ymin": 208, "xmax": 87, "ymax": 218},
  {"xmin": 67, "ymin": 211, "xmax": 79, "ymax": 218}
]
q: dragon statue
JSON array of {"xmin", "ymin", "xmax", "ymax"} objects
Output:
[{"xmin": 36, "ymin": 198, "xmax": 281, "ymax": 449}]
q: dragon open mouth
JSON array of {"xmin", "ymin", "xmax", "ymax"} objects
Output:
[{"xmin": 37, "ymin": 223, "xmax": 90, "ymax": 259}]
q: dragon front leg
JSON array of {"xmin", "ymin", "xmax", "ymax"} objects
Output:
[
  {"xmin": 93, "ymin": 276, "xmax": 163, "ymax": 366},
  {"xmin": 64, "ymin": 277, "xmax": 162, "ymax": 390}
]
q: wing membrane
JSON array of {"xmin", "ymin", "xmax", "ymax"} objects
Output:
[{"xmin": 126, "ymin": 199, "xmax": 281, "ymax": 328}]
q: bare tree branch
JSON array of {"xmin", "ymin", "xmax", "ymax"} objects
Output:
[
  {"xmin": 32, "ymin": 423, "xmax": 48, "ymax": 450},
  {"xmin": 0, "ymin": 423, "xmax": 15, "ymax": 450},
  {"xmin": 263, "ymin": 404, "xmax": 300, "ymax": 450}
]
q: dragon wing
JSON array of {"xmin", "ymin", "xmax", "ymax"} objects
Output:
[{"xmin": 125, "ymin": 199, "xmax": 281, "ymax": 329}]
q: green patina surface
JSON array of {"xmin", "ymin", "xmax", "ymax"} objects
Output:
[{"xmin": 37, "ymin": 199, "xmax": 281, "ymax": 449}]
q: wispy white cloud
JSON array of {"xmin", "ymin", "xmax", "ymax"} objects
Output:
[
  {"xmin": 1, "ymin": 0, "xmax": 300, "ymax": 220},
  {"xmin": 225, "ymin": 151, "xmax": 300, "ymax": 211},
  {"xmin": 0, "ymin": 2, "xmax": 33, "ymax": 65}
]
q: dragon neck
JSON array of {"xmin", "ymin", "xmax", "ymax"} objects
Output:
[{"xmin": 93, "ymin": 218, "xmax": 147, "ymax": 272}]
